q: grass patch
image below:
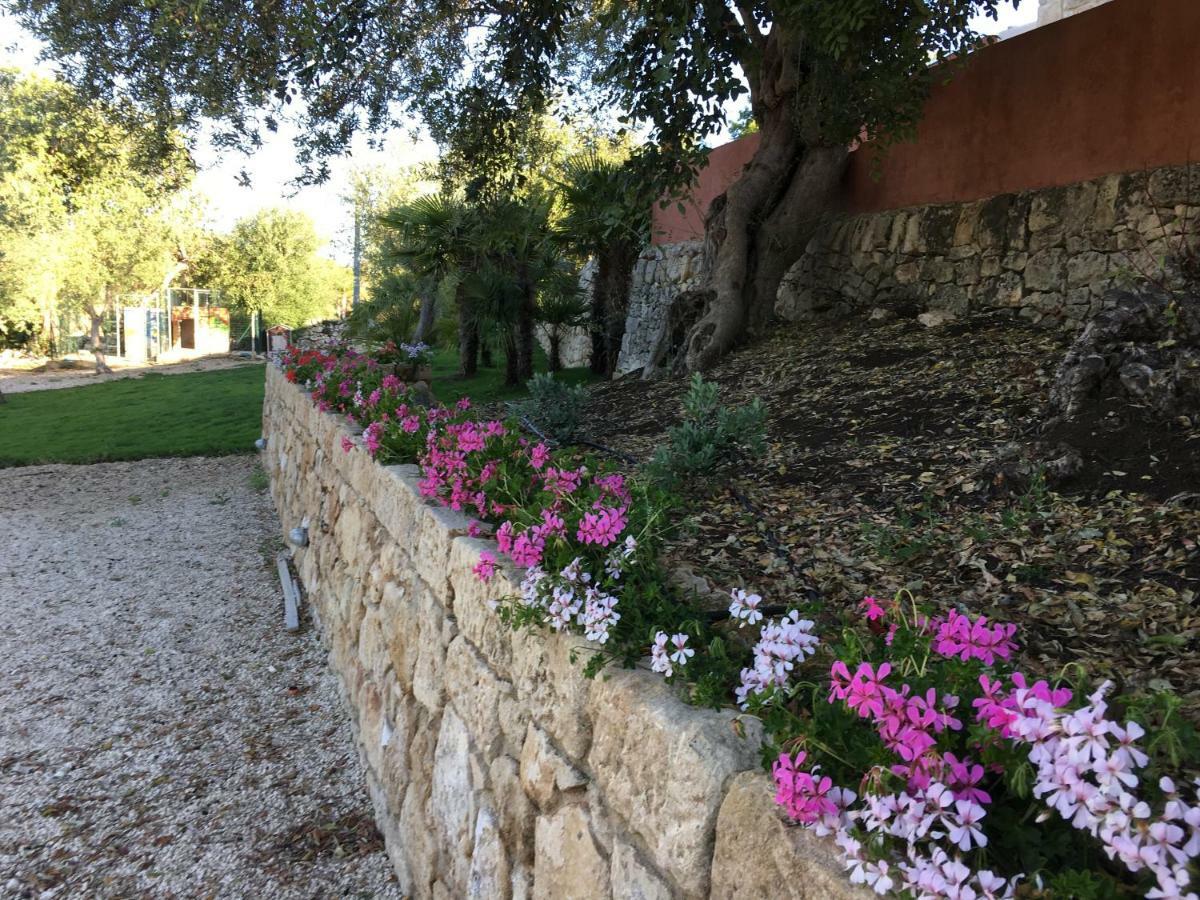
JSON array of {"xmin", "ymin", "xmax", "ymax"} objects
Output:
[
  {"xmin": 0, "ymin": 364, "xmax": 265, "ymax": 466},
  {"xmin": 428, "ymin": 346, "xmax": 597, "ymax": 405}
]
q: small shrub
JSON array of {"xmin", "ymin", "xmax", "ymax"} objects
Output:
[
  {"xmin": 648, "ymin": 374, "xmax": 766, "ymax": 485},
  {"xmin": 515, "ymin": 373, "xmax": 588, "ymax": 442}
]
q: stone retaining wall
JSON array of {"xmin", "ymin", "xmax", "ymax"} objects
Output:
[
  {"xmin": 777, "ymin": 164, "xmax": 1200, "ymax": 329},
  {"xmin": 615, "ymin": 241, "xmax": 704, "ymax": 376},
  {"xmin": 261, "ymin": 364, "xmax": 863, "ymax": 899}
]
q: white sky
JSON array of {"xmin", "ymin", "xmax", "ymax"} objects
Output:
[{"xmin": 1, "ymin": 3, "xmax": 1037, "ymax": 263}]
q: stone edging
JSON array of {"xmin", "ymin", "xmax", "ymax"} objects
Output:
[{"xmin": 261, "ymin": 364, "xmax": 865, "ymax": 899}]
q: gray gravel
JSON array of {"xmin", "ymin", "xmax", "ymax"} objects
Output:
[{"xmin": 0, "ymin": 456, "xmax": 402, "ymax": 899}]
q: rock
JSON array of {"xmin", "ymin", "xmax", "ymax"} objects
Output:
[
  {"xmin": 868, "ymin": 306, "xmax": 896, "ymax": 323},
  {"xmin": 1049, "ymin": 287, "xmax": 1200, "ymax": 419},
  {"xmin": 519, "ymin": 724, "xmax": 587, "ymax": 810},
  {"xmin": 533, "ymin": 805, "xmax": 610, "ymax": 900},
  {"xmin": 586, "ymin": 669, "xmax": 761, "ymax": 897},
  {"xmin": 917, "ymin": 309, "xmax": 957, "ymax": 328},
  {"xmin": 610, "ymin": 839, "xmax": 673, "ymax": 900},
  {"xmin": 710, "ymin": 773, "xmax": 869, "ymax": 900},
  {"xmin": 980, "ymin": 441, "xmax": 1083, "ymax": 497},
  {"xmin": 467, "ymin": 807, "xmax": 511, "ymax": 900}
]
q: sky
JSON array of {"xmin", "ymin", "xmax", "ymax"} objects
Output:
[{"xmin": 0, "ymin": 4, "xmax": 1038, "ymax": 263}]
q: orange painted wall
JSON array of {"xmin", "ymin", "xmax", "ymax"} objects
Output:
[
  {"xmin": 651, "ymin": 133, "xmax": 760, "ymax": 244},
  {"xmin": 652, "ymin": 0, "xmax": 1200, "ymax": 243}
]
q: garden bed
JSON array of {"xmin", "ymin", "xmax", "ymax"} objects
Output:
[{"xmin": 584, "ymin": 313, "xmax": 1200, "ymax": 723}]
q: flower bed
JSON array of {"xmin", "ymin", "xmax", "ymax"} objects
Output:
[{"xmin": 280, "ymin": 344, "xmax": 1200, "ymax": 899}]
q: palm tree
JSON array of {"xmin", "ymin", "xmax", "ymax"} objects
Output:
[
  {"xmin": 536, "ymin": 266, "xmax": 589, "ymax": 372},
  {"xmin": 555, "ymin": 152, "xmax": 650, "ymax": 376},
  {"xmin": 377, "ymin": 194, "xmax": 480, "ymax": 375}
]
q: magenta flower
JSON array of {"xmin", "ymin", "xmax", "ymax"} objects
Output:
[
  {"xmin": 340, "ymin": 435, "xmax": 354, "ymax": 453},
  {"xmin": 472, "ymin": 551, "xmax": 497, "ymax": 582},
  {"xmin": 773, "ymin": 752, "xmax": 839, "ymax": 825},
  {"xmin": 860, "ymin": 595, "xmax": 887, "ymax": 622},
  {"xmin": 530, "ymin": 442, "xmax": 551, "ymax": 470},
  {"xmin": 845, "ymin": 662, "xmax": 891, "ymax": 719},
  {"xmin": 576, "ymin": 506, "xmax": 626, "ymax": 547}
]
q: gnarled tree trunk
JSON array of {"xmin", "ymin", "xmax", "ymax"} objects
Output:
[
  {"xmin": 89, "ymin": 310, "xmax": 113, "ymax": 374},
  {"xmin": 680, "ymin": 28, "xmax": 849, "ymax": 373}
]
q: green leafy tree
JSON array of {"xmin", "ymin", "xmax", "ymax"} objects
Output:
[
  {"xmin": 0, "ymin": 69, "xmax": 195, "ymax": 370},
  {"xmin": 204, "ymin": 208, "xmax": 340, "ymax": 328},
  {"xmin": 10, "ymin": 0, "xmax": 1016, "ymax": 371}
]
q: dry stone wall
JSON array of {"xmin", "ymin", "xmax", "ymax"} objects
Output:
[
  {"xmin": 261, "ymin": 364, "xmax": 865, "ymax": 900},
  {"xmin": 777, "ymin": 164, "xmax": 1200, "ymax": 330},
  {"xmin": 616, "ymin": 241, "xmax": 705, "ymax": 376}
]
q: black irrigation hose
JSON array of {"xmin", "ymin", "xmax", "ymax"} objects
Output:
[{"xmin": 725, "ymin": 484, "xmax": 824, "ymax": 607}]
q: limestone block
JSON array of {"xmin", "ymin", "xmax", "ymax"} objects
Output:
[
  {"xmin": 1067, "ymin": 250, "xmax": 1110, "ymax": 287},
  {"xmin": 467, "ymin": 806, "xmax": 511, "ymax": 900},
  {"xmin": 611, "ymin": 838, "xmax": 673, "ymax": 900},
  {"xmin": 490, "ymin": 754, "xmax": 537, "ymax": 866},
  {"xmin": 586, "ymin": 669, "xmax": 762, "ymax": 897},
  {"xmin": 359, "ymin": 606, "xmax": 392, "ymax": 685},
  {"xmin": 412, "ymin": 588, "xmax": 458, "ymax": 712},
  {"xmin": 431, "ymin": 708, "xmax": 482, "ymax": 892},
  {"xmin": 381, "ymin": 579, "xmax": 420, "ymax": 690},
  {"xmin": 520, "ymin": 723, "xmax": 587, "ymax": 810},
  {"xmin": 377, "ymin": 685, "xmax": 416, "ymax": 813},
  {"xmin": 533, "ymin": 804, "xmax": 610, "ymax": 900},
  {"xmin": 374, "ymin": 464, "xmax": 424, "ymax": 541},
  {"xmin": 953, "ymin": 201, "xmax": 983, "ymax": 247},
  {"xmin": 511, "ymin": 631, "xmax": 594, "ymax": 763},
  {"xmin": 1024, "ymin": 249, "xmax": 1066, "ymax": 293},
  {"xmin": 446, "ymin": 635, "xmax": 517, "ymax": 758},
  {"xmin": 414, "ymin": 503, "xmax": 473, "ymax": 603},
  {"xmin": 449, "ymin": 536, "xmax": 521, "ymax": 679},
  {"xmin": 710, "ymin": 772, "xmax": 869, "ymax": 900}
]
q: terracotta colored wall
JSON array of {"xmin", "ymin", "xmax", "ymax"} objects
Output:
[
  {"xmin": 654, "ymin": 0, "xmax": 1200, "ymax": 241},
  {"xmin": 651, "ymin": 132, "xmax": 760, "ymax": 244},
  {"xmin": 846, "ymin": 0, "xmax": 1200, "ymax": 213}
]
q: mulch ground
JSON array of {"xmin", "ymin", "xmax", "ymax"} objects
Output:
[{"xmin": 584, "ymin": 312, "xmax": 1200, "ymax": 721}]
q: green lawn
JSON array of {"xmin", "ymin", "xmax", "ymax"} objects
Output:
[
  {"xmin": 0, "ymin": 364, "xmax": 265, "ymax": 466},
  {"xmin": 428, "ymin": 346, "xmax": 597, "ymax": 405}
]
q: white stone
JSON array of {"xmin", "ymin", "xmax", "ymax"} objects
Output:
[{"xmin": 533, "ymin": 804, "xmax": 610, "ymax": 900}]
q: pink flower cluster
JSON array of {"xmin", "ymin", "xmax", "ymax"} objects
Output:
[
  {"xmin": 576, "ymin": 506, "xmax": 626, "ymax": 547},
  {"xmin": 933, "ymin": 610, "xmax": 1018, "ymax": 667}
]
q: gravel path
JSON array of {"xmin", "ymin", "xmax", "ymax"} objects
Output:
[
  {"xmin": 0, "ymin": 457, "xmax": 402, "ymax": 899},
  {"xmin": 0, "ymin": 355, "xmax": 261, "ymax": 394}
]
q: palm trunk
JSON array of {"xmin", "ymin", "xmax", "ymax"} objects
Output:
[
  {"xmin": 413, "ymin": 291, "xmax": 437, "ymax": 343},
  {"xmin": 597, "ymin": 240, "xmax": 637, "ymax": 377},
  {"xmin": 503, "ymin": 328, "xmax": 519, "ymax": 386},
  {"xmin": 548, "ymin": 330, "xmax": 562, "ymax": 373},
  {"xmin": 517, "ymin": 265, "xmax": 536, "ymax": 381},
  {"xmin": 589, "ymin": 255, "xmax": 608, "ymax": 375},
  {"xmin": 456, "ymin": 281, "xmax": 478, "ymax": 376}
]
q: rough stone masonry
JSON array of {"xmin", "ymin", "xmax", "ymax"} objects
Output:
[{"xmin": 261, "ymin": 365, "xmax": 868, "ymax": 899}]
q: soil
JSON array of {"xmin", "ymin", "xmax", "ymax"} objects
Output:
[
  {"xmin": 584, "ymin": 312, "xmax": 1200, "ymax": 719},
  {"xmin": 0, "ymin": 457, "xmax": 400, "ymax": 898}
]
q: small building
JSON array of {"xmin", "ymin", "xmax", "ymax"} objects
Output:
[{"xmin": 267, "ymin": 325, "xmax": 292, "ymax": 354}]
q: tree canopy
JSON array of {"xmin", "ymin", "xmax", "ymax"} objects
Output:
[
  {"xmin": 6, "ymin": 0, "xmax": 1018, "ymax": 370},
  {"xmin": 198, "ymin": 208, "xmax": 348, "ymax": 327},
  {"xmin": 0, "ymin": 68, "xmax": 196, "ymax": 354}
]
